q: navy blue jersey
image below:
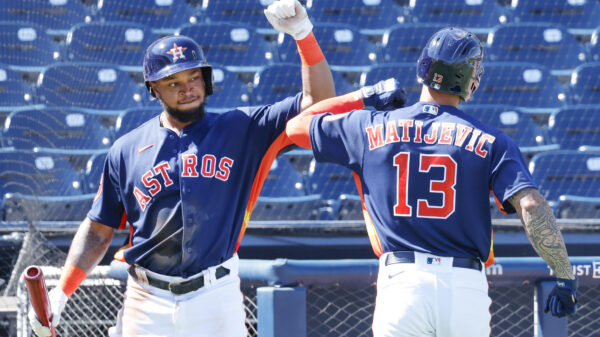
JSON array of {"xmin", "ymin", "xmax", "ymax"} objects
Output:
[
  {"xmin": 88, "ymin": 94, "xmax": 302, "ymax": 277},
  {"xmin": 309, "ymin": 102, "xmax": 535, "ymax": 262}
]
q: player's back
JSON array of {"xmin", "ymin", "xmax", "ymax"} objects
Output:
[{"xmin": 356, "ymin": 102, "xmax": 531, "ymax": 261}]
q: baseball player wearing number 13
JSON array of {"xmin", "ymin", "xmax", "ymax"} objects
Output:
[
  {"xmin": 286, "ymin": 27, "xmax": 578, "ymax": 336},
  {"xmin": 28, "ymin": 1, "xmax": 335, "ymax": 336}
]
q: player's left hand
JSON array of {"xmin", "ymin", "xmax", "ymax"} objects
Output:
[
  {"xmin": 264, "ymin": 0, "xmax": 313, "ymax": 40},
  {"xmin": 28, "ymin": 287, "xmax": 68, "ymax": 336},
  {"xmin": 361, "ymin": 78, "xmax": 407, "ymax": 111},
  {"xmin": 545, "ymin": 277, "xmax": 578, "ymax": 317}
]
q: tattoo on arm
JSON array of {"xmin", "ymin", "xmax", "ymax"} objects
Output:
[
  {"xmin": 65, "ymin": 219, "xmax": 113, "ymax": 274},
  {"xmin": 509, "ymin": 188, "xmax": 574, "ymax": 279}
]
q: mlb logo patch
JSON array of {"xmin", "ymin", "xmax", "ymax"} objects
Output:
[
  {"xmin": 427, "ymin": 257, "xmax": 442, "ymax": 265},
  {"xmin": 422, "ymin": 105, "xmax": 438, "ymax": 115}
]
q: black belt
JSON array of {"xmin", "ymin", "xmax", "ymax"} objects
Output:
[
  {"xmin": 385, "ymin": 251, "xmax": 482, "ymax": 271},
  {"xmin": 128, "ymin": 265, "xmax": 230, "ymax": 295}
]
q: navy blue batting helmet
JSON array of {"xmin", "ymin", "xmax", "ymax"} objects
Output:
[
  {"xmin": 143, "ymin": 35, "xmax": 213, "ymax": 97},
  {"xmin": 417, "ymin": 27, "xmax": 483, "ymax": 101}
]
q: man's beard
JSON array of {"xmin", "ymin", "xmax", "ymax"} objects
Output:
[{"xmin": 163, "ymin": 101, "xmax": 206, "ymax": 124}]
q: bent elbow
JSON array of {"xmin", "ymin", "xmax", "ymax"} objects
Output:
[{"xmin": 286, "ymin": 118, "xmax": 311, "ymax": 149}]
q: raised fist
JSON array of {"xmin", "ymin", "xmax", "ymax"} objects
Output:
[{"xmin": 264, "ymin": 0, "xmax": 313, "ymax": 40}]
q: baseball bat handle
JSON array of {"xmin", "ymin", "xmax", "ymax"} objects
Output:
[{"xmin": 24, "ymin": 266, "xmax": 56, "ymax": 337}]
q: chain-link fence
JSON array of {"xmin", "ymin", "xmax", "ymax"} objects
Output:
[
  {"xmin": 0, "ymin": 225, "xmax": 598, "ymax": 337},
  {"xmin": 14, "ymin": 271, "xmax": 600, "ymax": 337}
]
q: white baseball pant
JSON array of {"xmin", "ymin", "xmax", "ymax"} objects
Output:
[
  {"xmin": 108, "ymin": 255, "xmax": 246, "ymax": 337},
  {"xmin": 373, "ymin": 251, "xmax": 491, "ymax": 337}
]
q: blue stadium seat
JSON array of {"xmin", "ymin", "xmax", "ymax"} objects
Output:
[
  {"xmin": 486, "ymin": 23, "xmax": 588, "ymax": 75},
  {"xmin": 207, "ymin": 64, "xmax": 250, "ymax": 111},
  {"xmin": 252, "ymin": 63, "xmax": 354, "ymax": 105},
  {"xmin": 306, "ymin": 0, "xmax": 404, "ymax": 35},
  {"xmin": 336, "ymin": 194, "xmax": 363, "ymax": 220},
  {"xmin": 66, "ymin": 22, "xmax": 157, "ymax": 72},
  {"xmin": 114, "ymin": 106, "xmax": 162, "ymax": 140},
  {"xmin": 510, "ymin": 0, "xmax": 600, "ymax": 30},
  {"xmin": 307, "ymin": 160, "xmax": 358, "ymax": 201},
  {"xmin": 380, "ymin": 23, "xmax": 446, "ymax": 63},
  {"xmin": 251, "ymin": 194, "xmax": 329, "ymax": 221},
  {"xmin": 276, "ymin": 23, "xmax": 378, "ymax": 72},
  {"xmin": 556, "ymin": 195, "xmax": 600, "ymax": 219},
  {"xmin": 261, "ymin": 157, "xmax": 306, "ymax": 197},
  {"xmin": 0, "ymin": 0, "xmax": 92, "ymax": 36},
  {"xmin": 460, "ymin": 105, "xmax": 552, "ymax": 154},
  {"xmin": 360, "ymin": 63, "xmax": 420, "ymax": 105},
  {"xmin": 201, "ymin": 0, "xmax": 275, "ymax": 34},
  {"xmin": 281, "ymin": 148, "xmax": 314, "ymax": 175},
  {"xmin": 0, "ymin": 65, "xmax": 34, "ymax": 108},
  {"xmin": 408, "ymin": 0, "xmax": 507, "ymax": 30},
  {"xmin": 2, "ymin": 106, "xmax": 112, "ymax": 153},
  {"xmin": 0, "ymin": 23, "xmax": 60, "ymax": 73},
  {"xmin": 469, "ymin": 62, "xmax": 566, "ymax": 112},
  {"xmin": 0, "ymin": 150, "xmax": 83, "ymax": 197},
  {"xmin": 488, "ymin": 197, "xmax": 519, "ymax": 219},
  {"xmin": 83, "ymin": 151, "xmax": 108, "ymax": 194},
  {"xmin": 36, "ymin": 62, "xmax": 143, "ymax": 112},
  {"xmin": 591, "ymin": 28, "xmax": 600, "ymax": 62},
  {"xmin": 568, "ymin": 62, "xmax": 600, "ymax": 105},
  {"xmin": 96, "ymin": 0, "xmax": 198, "ymax": 34},
  {"xmin": 529, "ymin": 151, "xmax": 600, "ymax": 202},
  {"xmin": 178, "ymin": 23, "xmax": 275, "ymax": 73},
  {"xmin": 548, "ymin": 106, "xmax": 600, "ymax": 150}
]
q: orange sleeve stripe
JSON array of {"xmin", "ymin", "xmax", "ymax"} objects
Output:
[
  {"xmin": 235, "ymin": 132, "xmax": 293, "ymax": 252},
  {"xmin": 352, "ymin": 172, "xmax": 384, "ymax": 257},
  {"xmin": 58, "ymin": 264, "xmax": 87, "ymax": 297}
]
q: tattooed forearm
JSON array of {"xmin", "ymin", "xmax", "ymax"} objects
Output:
[
  {"xmin": 509, "ymin": 188, "xmax": 574, "ymax": 279},
  {"xmin": 65, "ymin": 218, "xmax": 114, "ymax": 274}
]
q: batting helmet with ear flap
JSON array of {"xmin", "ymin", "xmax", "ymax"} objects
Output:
[
  {"xmin": 417, "ymin": 27, "xmax": 483, "ymax": 102},
  {"xmin": 143, "ymin": 35, "xmax": 213, "ymax": 97}
]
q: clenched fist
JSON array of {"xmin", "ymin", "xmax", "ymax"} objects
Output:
[{"xmin": 264, "ymin": 0, "xmax": 313, "ymax": 40}]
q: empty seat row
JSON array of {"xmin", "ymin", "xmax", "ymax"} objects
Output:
[
  {"xmin": 0, "ymin": 61, "xmax": 356, "ymax": 115},
  {"xmin": 0, "ymin": 99, "xmax": 598, "ymax": 167},
  {"xmin": 0, "ymin": 147, "xmax": 597, "ymax": 222},
  {"xmin": 2, "ymin": 0, "xmax": 600, "ymax": 36},
  {"xmin": 3, "ymin": 60, "xmax": 600, "ymax": 115},
  {"xmin": 2, "ymin": 20, "xmax": 600, "ymax": 77}
]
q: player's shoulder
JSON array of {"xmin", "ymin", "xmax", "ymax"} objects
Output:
[{"xmin": 112, "ymin": 115, "xmax": 159, "ymax": 150}]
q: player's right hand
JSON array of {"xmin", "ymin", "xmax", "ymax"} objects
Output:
[
  {"xmin": 545, "ymin": 277, "xmax": 578, "ymax": 317},
  {"xmin": 264, "ymin": 0, "xmax": 313, "ymax": 40},
  {"xmin": 361, "ymin": 78, "xmax": 407, "ymax": 111},
  {"xmin": 29, "ymin": 287, "xmax": 68, "ymax": 337}
]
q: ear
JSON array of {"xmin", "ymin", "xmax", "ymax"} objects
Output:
[{"xmin": 149, "ymin": 81, "xmax": 161, "ymax": 99}]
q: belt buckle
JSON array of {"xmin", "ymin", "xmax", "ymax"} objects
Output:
[{"xmin": 168, "ymin": 281, "xmax": 189, "ymax": 295}]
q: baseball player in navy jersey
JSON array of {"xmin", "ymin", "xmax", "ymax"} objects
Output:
[
  {"xmin": 286, "ymin": 27, "xmax": 577, "ymax": 336},
  {"xmin": 28, "ymin": 1, "xmax": 335, "ymax": 336}
]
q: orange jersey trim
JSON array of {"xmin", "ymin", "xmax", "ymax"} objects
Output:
[
  {"xmin": 352, "ymin": 172, "xmax": 384, "ymax": 257},
  {"xmin": 490, "ymin": 188, "xmax": 508, "ymax": 215},
  {"xmin": 114, "ymin": 212, "xmax": 133, "ymax": 262},
  {"xmin": 235, "ymin": 132, "xmax": 293, "ymax": 252},
  {"xmin": 484, "ymin": 230, "xmax": 495, "ymax": 267}
]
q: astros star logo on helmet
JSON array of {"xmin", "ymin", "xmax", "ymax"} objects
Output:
[{"xmin": 167, "ymin": 43, "xmax": 187, "ymax": 62}]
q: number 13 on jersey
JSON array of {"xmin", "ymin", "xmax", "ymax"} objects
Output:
[{"xmin": 393, "ymin": 152, "xmax": 457, "ymax": 219}]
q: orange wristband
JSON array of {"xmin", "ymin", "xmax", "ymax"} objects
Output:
[
  {"xmin": 58, "ymin": 264, "xmax": 87, "ymax": 297},
  {"xmin": 296, "ymin": 32, "xmax": 325, "ymax": 66}
]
